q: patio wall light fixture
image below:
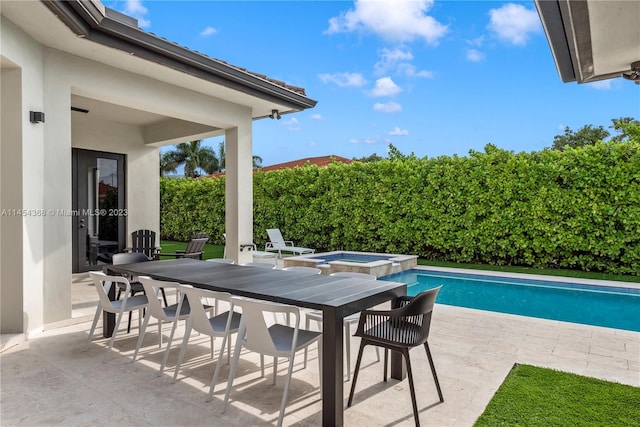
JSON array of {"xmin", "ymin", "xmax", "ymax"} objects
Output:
[
  {"xmin": 30, "ymin": 111, "xmax": 45, "ymax": 124},
  {"xmin": 269, "ymin": 109, "xmax": 281, "ymax": 120},
  {"xmin": 622, "ymin": 61, "xmax": 640, "ymax": 84}
]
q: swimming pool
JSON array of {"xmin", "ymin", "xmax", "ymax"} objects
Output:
[{"xmin": 381, "ymin": 269, "xmax": 640, "ymax": 332}]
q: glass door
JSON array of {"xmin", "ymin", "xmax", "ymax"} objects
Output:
[{"xmin": 72, "ymin": 149, "xmax": 125, "ymax": 273}]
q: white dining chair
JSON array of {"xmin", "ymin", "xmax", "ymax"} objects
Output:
[
  {"xmin": 86, "ymin": 272, "xmax": 150, "ymax": 363},
  {"xmin": 304, "ymin": 271, "xmax": 380, "ymax": 381},
  {"xmin": 222, "ymin": 297, "xmax": 322, "ymax": 427},
  {"xmin": 132, "ymin": 277, "xmax": 192, "ymax": 376},
  {"xmin": 171, "ymin": 285, "xmax": 243, "ymax": 401}
]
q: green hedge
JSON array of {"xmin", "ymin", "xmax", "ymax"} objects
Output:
[{"xmin": 160, "ymin": 142, "xmax": 640, "ymax": 274}]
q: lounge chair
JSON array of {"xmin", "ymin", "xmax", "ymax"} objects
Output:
[{"xmin": 265, "ymin": 228, "xmax": 315, "ymax": 258}]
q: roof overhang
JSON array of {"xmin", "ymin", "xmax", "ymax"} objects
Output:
[
  {"xmin": 1, "ymin": 0, "xmax": 316, "ymax": 119},
  {"xmin": 535, "ymin": 0, "xmax": 640, "ymax": 84}
]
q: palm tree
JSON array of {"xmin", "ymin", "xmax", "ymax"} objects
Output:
[
  {"xmin": 160, "ymin": 140, "xmax": 219, "ymax": 177},
  {"xmin": 215, "ymin": 141, "xmax": 263, "ymax": 172}
]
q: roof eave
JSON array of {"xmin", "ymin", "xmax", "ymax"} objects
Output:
[{"xmin": 41, "ymin": 0, "xmax": 317, "ymax": 111}]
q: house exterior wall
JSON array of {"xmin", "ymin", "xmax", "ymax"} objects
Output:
[
  {"xmin": 1, "ymin": 18, "xmax": 46, "ymax": 336},
  {"xmin": 1, "ymin": 16, "xmax": 255, "ymax": 334}
]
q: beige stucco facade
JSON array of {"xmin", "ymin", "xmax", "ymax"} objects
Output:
[{"xmin": 0, "ymin": 1, "xmax": 314, "ymax": 338}]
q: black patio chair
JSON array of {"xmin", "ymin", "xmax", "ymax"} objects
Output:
[
  {"xmin": 157, "ymin": 233, "xmax": 209, "ymax": 260},
  {"xmin": 112, "ymin": 252, "xmax": 168, "ymax": 333},
  {"xmin": 127, "ymin": 229, "xmax": 161, "ymax": 260},
  {"xmin": 347, "ymin": 286, "xmax": 444, "ymax": 427}
]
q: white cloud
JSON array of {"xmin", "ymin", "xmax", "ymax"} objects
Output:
[
  {"xmin": 310, "ymin": 114, "xmax": 323, "ymax": 120},
  {"xmin": 369, "ymin": 77, "xmax": 402, "ymax": 97},
  {"xmin": 200, "ymin": 26, "xmax": 217, "ymax": 36},
  {"xmin": 374, "ymin": 48, "xmax": 433, "ymax": 78},
  {"xmin": 123, "ymin": 0, "xmax": 150, "ymax": 28},
  {"xmin": 373, "ymin": 101, "xmax": 402, "ymax": 113},
  {"xmin": 375, "ymin": 47, "xmax": 414, "ymax": 74},
  {"xmin": 397, "ymin": 63, "xmax": 434, "ymax": 78},
  {"xmin": 326, "ymin": 0, "xmax": 448, "ymax": 45},
  {"xmin": 488, "ymin": 3, "xmax": 541, "ymax": 45},
  {"xmin": 466, "ymin": 49, "xmax": 485, "ymax": 62},
  {"xmin": 349, "ymin": 138, "xmax": 360, "ymax": 144},
  {"xmin": 284, "ymin": 117, "xmax": 300, "ymax": 130},
  {"xmin": 588, "ymin": 80, "xmax": 612, "ymax": 90},
  {"xmin": 318, "ymin": 72, "xmax": 368, "ymax": 87},
  {"xmin": 389, "ymin": 126, "xmax": 409, "ymax": 136},
  {"xmin": 467, "ymin": 36, "xmax": 485, "ymax": 47}
]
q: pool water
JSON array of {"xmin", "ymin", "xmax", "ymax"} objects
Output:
[{"xmin": 381, "ymin": 270, "xmax": 640, "ymax": 332}]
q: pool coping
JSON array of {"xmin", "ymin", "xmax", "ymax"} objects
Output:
[{"xmin": 411, "ymin": 265, "xmax": 640, "ymax": 290}]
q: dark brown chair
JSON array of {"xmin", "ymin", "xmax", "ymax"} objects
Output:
[
  {"xmin": 127, "ymin": 229, "xmax": 161, "ymax": 260},
  {"xmin": 112, "ymin": 252, "xmax": 168, "ymax": 333},
  {"xmin": 347, "ymin": 286, "xmax": 444, "ymax": 427},
  {"xmin": 157, "ymin": 233, "xmax": 209, "ymax": 260}
]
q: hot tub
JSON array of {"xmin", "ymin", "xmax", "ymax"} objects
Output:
[{"xmin": 283, "ymin": 251, "xmax": 417, "ymax": 277}]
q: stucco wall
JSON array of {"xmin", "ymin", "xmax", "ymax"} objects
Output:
[
  {"xmin": 1, "ymin": 13, "xmax": 255, "ymax": 333},
  {"xmin": 1, "ymin": 17, "xmax": 46, "ymax": 336}
]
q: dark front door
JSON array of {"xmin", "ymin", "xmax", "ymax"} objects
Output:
[{"xmin": 72, "ymin": 149, "xmax": 126, "ymax": 273}]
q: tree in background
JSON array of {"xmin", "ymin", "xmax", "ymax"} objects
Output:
[
  {"xmin": 551, "ymin": 117, "xmax": 640, "ymax": 151},
  {"xmin": 552, "ymin": 125, "xmax": 610, "ymax": 151},
  {"xmin": 216, "ymin": 141, "xmax": 263, "ymax": 171},
  {"xmin": 610, "ymin": 117, "xmax": 640, "ymax": 143},
  {"xmin": 160, "ymin": 140, "xmax": 219, "ymax": 178},
  {"xmin": 353, "ymin": 153, "xmax": 385, "ymax": 162}
]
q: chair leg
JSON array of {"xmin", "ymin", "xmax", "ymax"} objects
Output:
[
  {"xmin": 277, "ymin": 352, "xmax": 296, "ymax": 427},
  {"xmin": 424, "ymin": 342, "xmax": 444, "ymax": 402},
  {"xmin": 347, "ymin": 341, "xmax": 367, "ymax": 407},
  {"xmin": 172, "ymin": 319, "xmax": 193, "ymax": 383},
  {"xmin": 273, "ymin": 356, "xmax": 278, "ymax": 385},
  {"xmin": 104, "ymin": 309, "xmax": 125, "ymax": 363},
  {"xmin": 222, "ymin": 326, "xmax": 245, "ymax": 412},
  {"xmin": 85, "ymin": 305, "xmax": 102, "ymax": 351},
  {"xmin": 158, "ymin": 316, "xmax": 180, "ymax": 377},
  {"xmin": 383, "ymin": 348, "xmax": 389, "ymax": 382},
  {"xmin": 132, "ymin": 310, "xmax": 151, "ymax": 362},
  {"xmin": 209, "ymin": 330, "xmax": 232, "ymax": 401},
  {"xmin": 403, "ymin": 348, "xmax": 420, "ymax": 427}
]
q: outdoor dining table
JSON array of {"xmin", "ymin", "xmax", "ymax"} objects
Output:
[{"xmin": 106, "ymin": 258, "xmax": 407, "ymax": 426}]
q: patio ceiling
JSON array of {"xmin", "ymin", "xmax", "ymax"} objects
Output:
[{"xmin": 535, "ymin": 0, "xmax": 640, "ymax": 84}]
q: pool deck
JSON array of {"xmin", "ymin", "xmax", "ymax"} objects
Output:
[{"xmin": 1, "ymin": 265, "xmax": 638, "ymax": 426}]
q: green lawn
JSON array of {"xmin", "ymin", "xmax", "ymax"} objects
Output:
[
  {"xmin": 475, "ymin": 364, "xmax": 640, "ymax": 427},
  {"xmin": 159, "ymin": 241, "xmax": 224, "ymax": 260}
]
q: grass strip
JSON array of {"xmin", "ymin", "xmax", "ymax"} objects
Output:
[{"xmin": 474, "ymin": 364, "xmax": 640, "ymax": 427}]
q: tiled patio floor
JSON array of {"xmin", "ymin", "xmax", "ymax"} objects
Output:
[{"xmin": 1, "ymin": 268, "xmax": 638, "ymax": 426}]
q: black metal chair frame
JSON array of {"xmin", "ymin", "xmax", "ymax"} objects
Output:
[{"xmin": 347, "ymin": 286, "xmax": 444, "ymax": 427}]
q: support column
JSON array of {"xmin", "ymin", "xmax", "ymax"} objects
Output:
[{"xmin": 224, "ymin": 119, "xmax": 253, "ymax": 265}]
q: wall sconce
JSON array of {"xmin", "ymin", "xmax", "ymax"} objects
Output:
[
  {"xmin": 30, "ymin": 111, "xmax": 45, "ymax": 123},
  {"xmin": 622, "ymin": 61, "xmax": 640, "ymax": 85},
  {"xmin": 269, "ymin": 109, "xmax": 281, "ymax": 120}
]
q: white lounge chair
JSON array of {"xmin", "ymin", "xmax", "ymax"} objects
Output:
[{"xmin": 265, "ymin": 228, "xmax": 315, "ymax": 258}]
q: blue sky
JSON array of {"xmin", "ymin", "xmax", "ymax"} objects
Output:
[{"xmin": 107, "ymin": 0, "xmax": 639, "ymax": 167}]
